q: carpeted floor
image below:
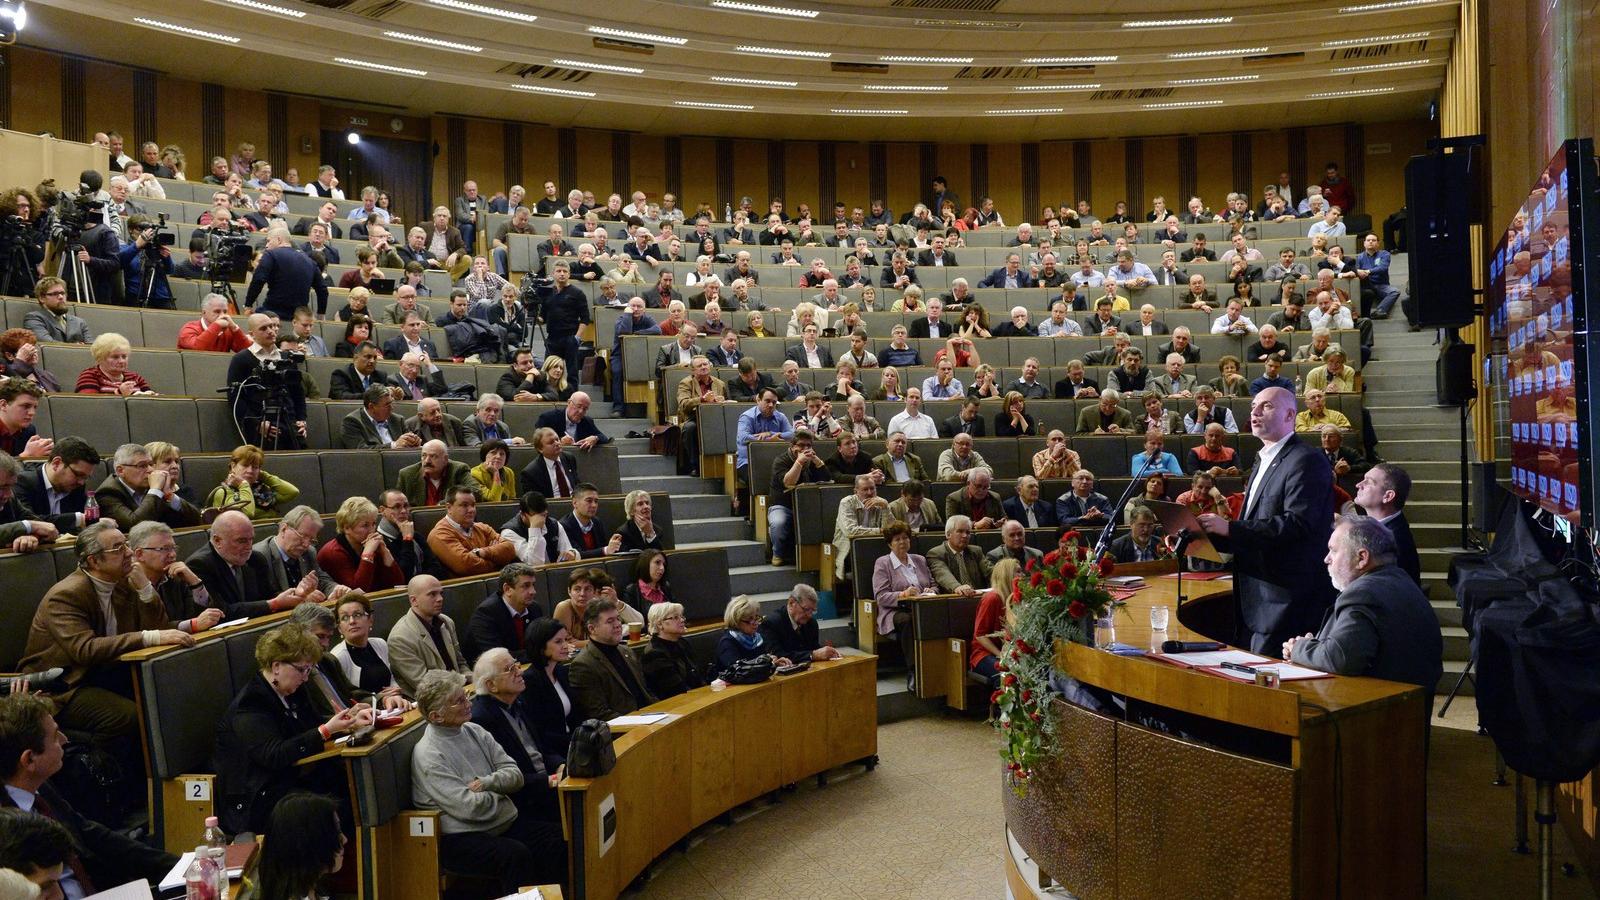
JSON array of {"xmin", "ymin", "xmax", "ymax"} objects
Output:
[{"xmin": 627, "ymin": 698, "xmax": 1597, "ymax": 898}]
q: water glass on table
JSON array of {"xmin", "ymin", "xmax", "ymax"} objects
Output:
[{"xmin": 1150, "ymin": 605, "xmax": 1170, "ymax": 632}]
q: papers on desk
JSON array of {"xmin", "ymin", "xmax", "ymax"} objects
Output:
[
  {"xmin": 1160, "ymin": 571, "xmax": 1232, "ymax": 581},
  {"xmin": 607, "ymin": 712, "xmax": 676, "ymax": 728},
  {"xmin": 1210, "ymin": 662, "xmax": 1332, "ymax": 682},
  {"xmin": 215, "ymin": 617, "xmax": 249, "ymax": 630},
  {"xmin": 1150, "ymin": 649, "xmax": 1333, "ymax": 681},
  {"xmin": 158, "ymin": 852, "xmax": 247, "ymax": 891},
  {"xmin": 1102, "ymin": 575, "xmax": 1147, "ymax": 589},
  {"xmin": 85, "ymin": 880, "xmax": 153, "ymax": 900}
]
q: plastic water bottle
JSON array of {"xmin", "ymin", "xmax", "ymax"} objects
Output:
[
  {"xmin": 82, "ymin": 493, "xmax": 99, "ymax": 524},
  {"xmin": 1293, "ymin": 375, "xmax": 1304, "ymax": 396},
  {"xmin": 204, "ymin": 817, "xmax": 229, "ymax": 900},
  {"xmin": 185, "ymin": 845, "xmax": 219, "ymax": 900},
  {"xmin": 724, "ymin": 202, "xmax": 732, "ymax": 223}
]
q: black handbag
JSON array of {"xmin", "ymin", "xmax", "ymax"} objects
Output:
[
  {"xmin": 566, "ymin": 718, "xmax": 616, "ymax": 778},
  {"xmin": 720, "ymin": 655, "xmax": 776, "ymax": 685}
]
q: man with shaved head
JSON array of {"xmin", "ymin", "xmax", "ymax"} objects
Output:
[
  {"xmin": 1198, "ymin": 387, "xmax": 1335, "ymax": 654},
  {"xmin": 186, "ymin": 509, "xmax": 314, "ymax": 618},
  {"xmin": 404, "ymin": 397, "xmax": 471, "ymax": 447},
  {"xmin": 387, "ymin": 573, "xmax": 471, "ymax": 695}
]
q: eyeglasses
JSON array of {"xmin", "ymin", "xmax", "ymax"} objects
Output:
[
  {"xmin": 43, "ymin": 290, "xmax": 66, "ymax": 297},
  {"xmin": 663, "ymin": 614, "xmax": 686, "ymax": 623},
  {"xmin": 338, "ymin": 611, "xmax": 370, "ymax": 622},
  {"xmin": 741, "ymin": 616, "xmax": 762, "ymax": 625},
  {"xmin": 286, "ymin": 663, "xmax": 315, "ymax": 676},
  {"xmin": 95, "ymin": 541, "xmax": 131, "ymax": 555},
  {"xmin": 138, "ymin": 544, "xmax": 178, "ymax": 555}
]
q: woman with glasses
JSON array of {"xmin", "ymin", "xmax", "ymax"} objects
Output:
[
  {"xmin": 328, "ymin": 592, "xmax": 403, "ymax": 698},
  {"xmin": 207, "ymin": 443, "xmax": 300, "ymax": 521},
  {"xmin": 520, "ymin": 618, "xmax": 580, "ymax": 770},
  {"xmin": 714, "ymin": 595, "xmax": 792, "ymax": 675},
  {"xmin": 637, "ymin": 601, "xmax": 704, "ymax": 700},
  {"xmin": 469, "ymin": 647, "xmax": 565, "ymax": 822},
  {"xmin": 318, "ymin": 497, "xmax": 405, "ymax": 593},
  {"xmin": 214, "ymin": 624, "xmax": 373, "ymax": 834}
]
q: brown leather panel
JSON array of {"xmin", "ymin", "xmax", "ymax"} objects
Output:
[{"xmin": 1003, "ymin": 698, "xmax": 1119, "ymax": 900}]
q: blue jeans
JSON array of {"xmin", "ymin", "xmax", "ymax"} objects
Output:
[
  {"xmin": 493, "ymin": 245, "xmax": 510, "ymax": 277},
  {"xmin": 459, "ymin": 222, "xmax": 477, "ymax": 257},
  {"xmin": 547, "ymin": 334, "xmax": 580, "ymax": 385},
  {"xmin": 973, "ymin": 654, "xmax": 1001, "ymax": 691},
  {"xmin": 1372, "ymin": 284, "xmax": 1401, "ymax": 316},
  {"xmin": 610, "ymin": 354, "xmax": 626, "ymax": 410},
  {"xmin": 768, "ymin": 504, "xmax": 794, "ymax": 561}
]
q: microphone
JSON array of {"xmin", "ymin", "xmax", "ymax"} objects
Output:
[{"xmin": 1160, "ymin": 640, "xmax": 1227, "ymax": 654}]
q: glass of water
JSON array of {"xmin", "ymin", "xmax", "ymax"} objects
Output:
[
  {"xmin": 1095, "ymin": 615, "xmax": 1116, "ymax": 649},
  {"xmin": 1150, "ymin": 605, "xmax": 1170, "ymax": 632}
]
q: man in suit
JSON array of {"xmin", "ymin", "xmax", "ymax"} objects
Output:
[
  {"xmin": 342, "ymin": 385, "xmax": 424, "ymax": 450},
  {"xmin": 1319, "ymin": 426, "xmax": 1366, "ymax": 484},
  {"xmin": 405, "ymin": 398, "xmax": 473, "ymax": 447},
  {"xmin": 1284, "ymin": 515, "xmax": 1442, "ymax": 691},
  {"xmin": 1075, "ymin": 390, "xmax": 1135, "ymax": 434},
  {"xmin": 94, "ymin": 443, "xmax": 202, "ymax": 530},
  {"xmin": 1157, "ymin": 326, "xmax": 1201, "ymax": 364},
  {"xmin": 907, "ymin": 298, "xmax": 949, "ymax": 340},
  {"xmin": 987, "ymin": 519, "xmax": 1044, "ymax": 570},
  {"xmin": 1081, "ymin": 297, "xmax": 1123, "ymax": 336},
  {"xmin": 377, "ymin": 488, "xmax": 443, "ymax": 580},
  {"xmin": 0, "ymin": 453, "xmax": 59, "ymax": 555},
  {"xmin": 1199, "ymin": 387, "xmax": 1335, "ymax": 654},
  {"xmin": 653, "ymin": 323, "xmax": 700, "ymax": 379},
  {"xmin": 17, "ymin": 437, "xmax": 99, "ymax": 534},
  {"xmin": 944, "ymin": 469, "xmax": 1003, "ymax": 529},
  {"xmin": 1353, "ymin": 463, "xmax": 1421, "ymax": 587},
  {"xmin": 498, "ymin": 348, "xmax": 548, "ymax": 402},
  {"xmin": 915, "ymin": 236, "xmax": 958, "ymax": 268},
  {"xmin": 462, "ymin": 563, "xmax": 543, "ymax": 663},
  {"xmin": 561, "ymin": 483, "xmax": 624, "ymax": 558},
  {"xmin": 872, "ymin": 432, "xmax": 928, "ymax": 485},
  {"xmin": 1055, "ymin": 469, "xmax": 1113, "ymax": 528},
  {"xmin": 188, "ymin": 510, "xmax": 315, "ymax": 619},
  {"xmin": 381, "ymin": 313, "xmax": 443, "ymax": 362},
  {"xmin": 291, "ymin": 200, "xmax": 345, "ymax": 238},
  {"xmin": 330, "ymin": 341, "xmax": 391, "ymax": 400},
  {"xmin": 784, "ymin": 328, "xmax": 835, "ymax": 370},
  {"xmin": 24, "ymin": 278, "xmax": 94, "ymax": 345},
  {"xmin": 18, "ymin": 521, "xmax": 190, "ymax": 744},
  {"xmin": 937, "ymin": 398, "xmax": 986, "ymax": 440},
  {"xmin": 465, "ymin": 394, "xmax": 524, "ymax": 447},
  {"xmin": 245, "ymin": 226, "xmax": 328, "ymax": 320},
  {"xmin": 0, "ymin": 692, "xmax": 179, "ymax": 896},
  {"xmin": 1129, "ymin": 304, "xmax": 1172, "ymax": 337},
  {"xmin": 569, "ymin": 598, "xmax": 657, "ymax": 721},
  {"xmin": 1152, "ymin": 250, "xmax": 1187, "ymax": 286},
  {"xmin": 760, "ymin": 585, "xmax": 843, "ymax": 662},
  {"xmin": 390, "ymin": 352, "xmax": 450, "ymax": 402},
  {"xmin": 535, "ymin": 392, "xmax": 612, "ymax": 449},
  {"xmin": 978, "ymin": 253, "xmax": 1038, "ymax": 289},
  {"xmin": 926, "ymin": 515, "xmax": 992, "ymax": 595},
  {"xmin": 522, "ymin": 426, "xmax": 581, "ymax": 499},
  {"xmin": 1002, "ymin": 475, "xmax": 1056, "ymax": 528},
  {"xmin": 832, "ymin": 474, "xmax": 890, "ymax": 581},
  {"xmin": 398, "ymin": 440, "xmax": 479, "ymax": 507},
  {"xmin": 388, "ymin": 574, "xmax": 471, "ymax": 696},
  {"xmin": 706, "ymin": 330, "xmax": 743, "ymax": 368},
  {"xmin": 255, "ymin": 505, "xmax": 345, "ymax": 599}
]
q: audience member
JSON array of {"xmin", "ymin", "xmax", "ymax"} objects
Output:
[
  {"xmin": 1130, "ymin": 430, "xmax": 1185, "ymax": 476},
  {"xmin": 568, "ymin": 598, "xmax": 656, "ymax": 720},
  {"xmin": 388, "ymin": 574, "xmax": 471, "ymax": 696},
  {"xmin": 518, "ymin": 618, "xmax": 580, "ymax": 768},
  {"xmin": 987, "ymin": 518, "xmax": 1044, "ymax": 568},
  {"xmin": 255, "ymin": 792, "xmax": 348, "ymax": 900},
  {"xmin": 1055, "ymin": 470, "xmax": 1112, "ymax": 528},
  {"xmin": 428, "ymin": 486, "xmax": 518, "ymax": 576},
  {"xmin": 256, "ymin": 505, "xmax": 345, "ymax": 600},
  {"xmin": 1187, "ymin": 423, "xmax": 1244, "ymax": 478},
  {"xmin": 871, "ymin": 521, "xmax": 935, "ymax": 685},
  {"xmin": 1353, "ymin": 463, "xmax": 1420, "ymax": 586},
  {"xmin": 534, "ymin": 393, "xmax": 612, "ymax": 448},
  {"xmin": 969, "ymin": 559, "xmax": 1018, "ymax": 691},
  {"xmin": 927, "ymin": 514, "xmax": 992, "ymax": 596},
  {"xmin": 636, "ymin": 602, "xmax": 705, "ymax": 700},
  {"xmin": 468, "ymin": 648, "xmax": 563, "ymax": 823},
  {"xmin": 944, "ymin": 468, "xmax": 1002, "ymax": 528},
  {"xmin": 1110, "ymin": 507, "xmax": 1166, "ymax": 563},
  {"xmin": 615, "ymin": 490, "xmax": 665, "ymax": 553},
  {"xmin": 206, "ymin": 443, "xmax": 299, "ymax": 520},
  {"xmin": 463, "ymin": 563, "xmax": 543, "ymax": 663},
  {"xmin": 317, "ymin": 496, "xmax": 406, "ymax": 592},
  {"xmin": 560, "ymin": 483, "xmax": 623, "ymax": 558},
  {"xmin": 25, "ymin": 279, "xmax": 93, "ymax": 345},
  {"xmin": 1003, "ymin": 475, "xmax": 1057, "ymax": 528}
]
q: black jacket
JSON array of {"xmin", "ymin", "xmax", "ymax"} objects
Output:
[
  {"xmin": 637, "ymin": 635, "xmax": 706, "ymax": 700},
  {"xmin": 521, "ymin": 664, "xmax": 581, "ymax": 768},
  {"xmin": 16, "ymin": 465, "xmax": 84, "ymax": 533},
  {"xmin": 758, "ymin": 606, "xmax": 821, "ymax": 662},
  {"xmin": 0, "ymin": 782, "xmax": 176, "ymax": 892},
  {"xmin": 330, "ymin": 363, "xmax": 386, "ymax": 400},
  {"xmin": 213, "ymin": 673, "xmax": 330, "ymax": 834},
  {"xmin": 559, "ymin": 512, "xmax": 612, "ymax": 558},
  {"xmin": 469, "ymin": 694, "xmax": 558, "ymax": 811},
  {"xmin": 61, "ymin": 223, "xmax": 124, "ymax": 304},
  {"xmin": 185, "ymin": 542, "xmax": 280, "ymax": 619},
  {"xmin": 520, "ymin": 451, "xmax": 580, "ymax": 500},
  {"xmin": 463, "ymin": 595, "xmax": 541, "ymax": 664},
  {"xmin": 534, "ymin": 408, "xmax": 612, "ymax": 445},
  {"xmin": 245, "ymin": 245, "xmax": 328, "ymax": 318},
  {"xmin": 940, "ymin": 413, "xmax": 986, "ymax": 439}
]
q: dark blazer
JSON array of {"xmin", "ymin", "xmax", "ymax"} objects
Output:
[
  {"xmin": 1290, "ymin": 565, "xmax": 1443, "ymax": 690},
  {"xmin": 469, "ymin": 694, "xmax": 559, "ymax": 806},
  {"xmin": 907, "ymin": 317, "xmax": 950, "ymax": 340},
  {"xmin": 521, "ymin": 664, "xmax": 580, "ymax": 767},
  {"xmin": 1053, "ymin": 376, "xmax": 1100, "ymax": 399},
  {"xmin": 23, "ymin": 308, "xmax": 94, "ymax": 345},
  {"xmin": 341, "ymin": 408, "xmax": 407, "ymax": 449},
  {"xmin": 1130, "ymin": 318, "xmax": 1172, "ymax": 336},
  {"xmin": 17, "ymin": 466, "xmax": 85, "ymax": 532},
  {"xmin": 213, "ymin": 673, "xmax": 329, "ymax": 834},
  {"xmin": 568, "ymin": 641, "xmax": 656, "ymax": 721},
  {"xmin": 291, "ymin": 216, "xmax": 343, "ymax": 239},
  {"xmin": 637, "ymin": 636, "xmax": 706, "ymax": 700},
  {"xmin": 1211, "ymin": 434, "xmax": 1334, "ymax": 653},
  {"xmin": 380, "ymin": 334, "xmax": 441, "ymax": 361},
  {"xmin": 1055, "ymin": 491, "xmax": 1113, "ymax": 528},
  {"xmin": 615, "ymin": 519, "xmax": 666, "ymax": 554},
  {"xmin": 463, "ymin": 596, "xmax": 539, "ymax": 665},
  {"xmin": 253, "ymin": 534, "xmax": 338, "ymax": 596},
  {"xmin": 186, "ymin": 542, "xmax": 280, "ymax": 619},
  {"xmin": 521, "ymin": 452, "xmax": 579, "ymax": 499},
  {"xmin": 940, "ymin": 413, "xmax": 986, "ymax": 439},
  {"xmin": 706, "ymin": 346, "xmax": 743, "ymax": 368},
  {"xmin": 879, "ymin": 266, "xmax": 920, "ymax": 288},
  {"xmin": 1082, "ymin": 314, "xmax": 1124, "ymax": 335},
  {"xmin": 758, "ymin": 605, "xmax": 822, "ymax": 663},
  {"xmin": 1157, "ymin": 340, "xmax": 1202, "ymax": 364},
  {"xmin": 330, "ymin": 363, "xmax": 386, "ymax": 400},
  {"xmin": 245, "ymin": 245, "xmax": 328, "ymax": 319},
  {"xmin": 784, "ymin": 343, "xmax": 835, "ymax": 369},
  {"xmin": 93, "ymin": 475, "xmax": 201, "ymax": 530},
  {"xmin": 1381, "ymin": 511, "xmax": 1423, "ymax": 587},
  {"xmin": 1002, "ymin": 495, "xmax": 1058, "ymax": 527},
  {"xmin": 915, "ymin": 249, "xmax": 959, "ymax": 267},
  {"xmin": 534, "ymin": 408, "xmax": 613, "ymax": 445},
  {"xmin": 978, "ymin": 267, "xmax": 1038, "ymax": 289},
  {"xmin": 390, "ymin": 371, "xmax": 450, "ymax": 401},
  {"xmin": 560, "ymin": 512, "xmax": 613, "ymax": 558},
  {"xmin": 0, "ymin": 782, "xmax": 176, "ymax": 892},
  {"xmin": 1152, "ymin": 266, "xmax": 1187, "ymax": 286},
  {"xmin": 299, "ymin": 241, "xmax": 340, "ymax": 265}
]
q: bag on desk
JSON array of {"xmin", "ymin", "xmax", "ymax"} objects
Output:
[
  {"xmin": 566, "ymin": 719, "xmax": 616, "ymax": 778},
  {"xmin": 720, "ymin": 655, "xmax": 776, "ymax": 685}
]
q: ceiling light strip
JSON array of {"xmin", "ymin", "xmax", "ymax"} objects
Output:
[
  {"xmin": 832, "ymin": 108, "xmax": 906, "ymax": 115},
  {"xmin": 383, "ymin": 31, "xmax": 483, "ymax": 52},
  {"xmin": 1023, "ymin": 56, "xmax": 1118, "ymax": 64},
  {"xmin": 1123, "ymin": 16, "xmax": 1233, "ymax": 28},
  {"xmin": 1339, "ymin": 0, "xmax": 1447, "ymax": 12},
  {"xmin": 586, "ymin": 26, "xmax": 688, "ymax": 45},
  {"xmin": 675, "ymin": 100, "xmax": 755, "ymax": 110},
  {"xmin": 1014, "ymin": 83, "xmax": 1100, "ymax": 92},
  {"xmin": 861, "ymin": 85, "xmax": 948, "ymax": 92},
  {"xmin": 879, "ymin": 55, "xmax": 974, "ymax": 64},
  {"xmin": 512, "ymin": 83, "xmax": 596, "ymax": 98},
  {"xmin": 734, "ymin": 45, "xmax": 831, "ymax": 59},
  {"xmin": 425, "ymin": 0, "xmax": 536, "ymax": 23},
  {"xmin": 132, "ymin": 18, "xmax": 242, "ymax": 43},
  {"xmin": 1331, "ymin": 57, "xmax": 1435, "ymax": 73},
  {"xmin": 220, "ymin": 0, "xmax": 306, "ymax": 18},
  {"xmin": 710, "ymin": 76, "xmax": 799, "ymax": 87},
  {"xmin": 1305, "ymin": 86, "xmax": 1398, "ymax": 98},
  {"xmin": 985, "ymin": 108, "xmax": 1063, "ymax": 115},
  {"xmin": 1322, "ymin": 31, "xmax": 1431, "ymax": 47},
  {"xmin": 1142, "ymin": 99, "xmax": 1226, "ymax": 109},
  {"xmin": 710, "ymin": 1, "xmax": 819, "ymax": 18},
  {"xmin": 1169, "ymin": 74, "xmax": 1260, "ymax": 85},
  {"xmin": 552, "ymin": 57, "xmax": 645, "ymax": 74},
  {"xmin": 1168, "ymin": 46, "xmax": 1269, "ymax": 60},
  {"xmin": 333, "ymin": 56, "xmax": 427, "ymax": 76}
]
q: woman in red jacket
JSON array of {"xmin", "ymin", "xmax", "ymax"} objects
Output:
[{"xmin": 317, "ymin": 496, "xmax": 405, "ymax": 592}]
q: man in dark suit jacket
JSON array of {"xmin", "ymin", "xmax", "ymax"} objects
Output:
[
  {"xmin": 94, "ymin": 445, "xmax": 202, "ymax": 530},
  {"xmin": 1198, "ymin": 387, "xmax": 1335, "ymax": 655},
  {"xmin": 0, "ymin": 693, "xmax": 179, "ymax": 895},
  {"xmin": 389, "ymin": 358, "xmax": 449, "ymax": 401},
  {"xmin": 568, "ymin": 599, "xmax": 656, "ymax": 721},
  {"xmin": 560, "ymin": 485, "xmax": 620, "ymax": 558},
  {"xmin": 462, "ymin": 564, "xmax": 543, "ymax": 663},
  {"xmin": 1002, "ymin": 481, "xmax": 1057, "ymax": 528},
  {"xmin": 907, "ymin": 302, "xmax": 950, "ymax": 340},
  {"xmin": 784, "ymin": 341, "xmax": 835, "ymax": 369},
  {"xmin": 914, "ymin": 242, "xmax": 958, "ymax": 268},
  {"xmin": 1284, "ymin": 516, "xmax": 1442, "ymax": 691},
  {"xmin": 1353, "ymin": 462, "xmax": 1422, "ymax": 587},
  {"xmin": 330, "ymin": 342, "xmax": 390, "ymax": 400},
  {"xmin": 940, "ymin": 401, "xmax": 987, "ymax": 438},
  {"xmin": 245, "ymin": 232, "xmax": 328, "ymax": 320},
  {"xmin": 758, "ymin": 586, "xmax": 841, "ymax": 663},
  {"xmin": 187, "ymin": 511, "xmax": 302, "ymax": 619},
  {"xmin": 16, "ymin": 440, "xmax": 97, "ymax": 533},
  {"xmin": 380, "ymin": 331, "xmax": 442, "ymax": 362},
  {"xmin": 521, "ymin": 436, "xmax": 580, "ymax": 500},
  {"xmin": 535, "ymin": 394, "xmax": 613, "ymax": 448},
  {"xmin": 1055, "ymin": 472, "xmax": 1114, "ymax": 528},
  {"xmin": 1082, "ymin": 304, "xmax": 1123, "ymax": 336},
  {"xmin": 977, "ymin": 257, "xmax": 1038, "ymax": 289},
  {"xmin": 254, "ymin": 511, "xmax": 341, "ymax": 598}
]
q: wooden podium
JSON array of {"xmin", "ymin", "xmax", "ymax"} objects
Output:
[{"xmin": 1002, "ymin": 561, "xmax": 1429, "ymax": 900}]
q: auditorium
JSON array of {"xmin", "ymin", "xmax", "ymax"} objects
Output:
[{"xmin": 0, "ymin": 0, "xmax": 1596, "ymax": 897}]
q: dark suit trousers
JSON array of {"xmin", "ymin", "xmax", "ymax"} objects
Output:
[
  {"xmin": 439, "ymin": 815, "xmax": 567, "ymax": 897},
  {"xmin": 893, "ymin": 608, "xmax": 915, "ymax": 673},
  {"xmin": 57, "ymin": 666, "xmax": 139, "ymax": 742}
]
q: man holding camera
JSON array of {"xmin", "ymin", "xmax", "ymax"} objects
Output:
[
  {"xmin": 225, "ymin": 313, "xmax": 308, "ymax": 450},
  {"xmin": 117, "ymin": 215, "xmax": 175, "ymax": 309},
  {"xmin": 245, "ymin": 226, "xmax": 327, "ymax": 320},
  {"xmin": 58, "ymin": 186, "xmax": 123, "ymax": 305}
]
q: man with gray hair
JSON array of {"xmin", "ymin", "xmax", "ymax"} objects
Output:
[
  {"xmin": 178, "ymin": 293, "xmax": 249, "ymax": 352},
  {"xmin": 760, "ymin": 584, "xmax": 844, "ymax": 662},
  {"xmin": 833, "ymin": 473, "xmax": 889, "ymax": 581},
  {"xmin": 1282, "ymin": 515, "xmax": 1442, "ymax": 690},
  {"xmin": 987, "ymin": 518, "xmax": 1043, "ymax": 568},
  {"xmin": 94, "ymin": 442, "xmax": 201, "ymax": 530},
  {"xmin": 0, "ymin": 450, "xmax": 60, "ymax": 554},
  {"xmin": 245, "ymin": 225, "xmax": 328, "ymax": 320},
  {"xmin": 465, "ymin": 392, "xmax": 524, "ymax": 446},
  {"xmin": 405, "ymin": 397, "xmax": 472, "ymax": 448},
  {"xmin": 927, "ymin": 514, "xmax": 991, "ymax": 596},
  {"xmin": 256, "ymin": 505, "xmax": 347, "ymax": 601},
  {"xmin": 129, "ymin": 519, "xmax": 223, "ymax": 634}
]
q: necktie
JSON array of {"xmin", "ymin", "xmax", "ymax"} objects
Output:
[
  {"xmin": 410, "ymin": 381, "xmax": 424, "ymax": 400},
  {"xmin": 231, "ymin": 564, "xmax": 246, "ymax": 600},
  {"xmin": 283, "ymin": 554, "xmax": 301, "ymax": 586},
  {"xmin": 31, "ymin": 792, "xmax": 96, "ymax": 895},
  {"xmin": 554, "ymin": 460, "xmax": 571, "ymax": 497},
  {"xmin": 513, "ymin": 613, "xmax": 527, "ymax": 649},
  {"xmin": 313, "ymin": 667, "xmax": 347, "ymax": 712}
]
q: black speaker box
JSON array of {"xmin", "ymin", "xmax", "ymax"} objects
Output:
[
  {"xmin": 1437, "ymin": 338, "xmax": 1477, "ymax": 404},
  {"xmin": 1406, "ymin": 149, "xmax": 1480, "ymax": 327}
]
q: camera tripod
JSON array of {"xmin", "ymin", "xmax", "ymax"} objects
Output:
[
  {"xmin": 0, "ymin": 241, "xmax": 35, "ymax": 299},
  {"xmin": 56, "ymin": 243, "xmax": 96, "ymax": 304}
]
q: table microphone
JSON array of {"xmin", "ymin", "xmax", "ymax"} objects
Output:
[{"xmin": 1160, "ymin": 640, "xmax": 1227, "ymax": 654}]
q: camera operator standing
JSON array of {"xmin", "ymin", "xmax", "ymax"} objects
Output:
[
  {"xmin": 245, "ymin": 226, "xmax": 327, "ymax": 321},
  {"xmin": 226, "ymin": 313, "xmax": 308, "ymax": 450},
  {"xmin": 117, "ymin": 215, "xmax": 175, "ymax": 309}
]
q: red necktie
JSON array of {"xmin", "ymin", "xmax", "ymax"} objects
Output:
[
  {"xmin": 554, "ymin": 460, "xmax": 571, "ymax": 497},
  {"xmin": 513, "ymin": 613, "xmax": 527, "ymax": 649}
]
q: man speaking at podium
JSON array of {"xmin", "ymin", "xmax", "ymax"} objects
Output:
[{"xmin": 1197, "ymin": 386, "xmax": 1334, "ymax": 655}]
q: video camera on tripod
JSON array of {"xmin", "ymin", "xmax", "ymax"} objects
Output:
[
  {"xmin": 230, "ymin": 347, "xmax": 307, "ymax": 451},
  {"xmin": 52, "ymin": 174, "xmax": 109, "ymax": 302},
  {"xmin": 0, "ymin": 208, "xmax": 36, "ymax": 297},
  {"xmin": 204, "ymin": 221, "xmax": 255, "ymax": 305}
]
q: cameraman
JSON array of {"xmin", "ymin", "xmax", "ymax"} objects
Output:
[
  {"xmin": 245, "ymin": 226, "xmax": 327, "ymax": 320},
  {"xmin": 57, "ymin": 187, "xmax": 124, "ymax": 304},
  {"xmin": 225, "ymin": 313, "xmax": 307, "ymax": 449},
  {"xmin": 117, "ymin": 215, "xmax": 175, "ymax": 309},
  {"xmin": 171, "ymin": 235, "xmax": 209, "ymax": 280}
]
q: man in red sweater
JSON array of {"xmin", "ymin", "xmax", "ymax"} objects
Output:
[{"xmin": 177, "ymin": 294, "xmax": 250, "ymax": 352}]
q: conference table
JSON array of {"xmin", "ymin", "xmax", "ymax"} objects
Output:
[
  {"xmin": 560, "ymin": 654, "xmax": 879, "ymax": 899},
  {"xmin": 1003, "ymin": 560, "xmax": 1429, "ymax": 900}
]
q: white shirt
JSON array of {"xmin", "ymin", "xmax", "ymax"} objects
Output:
[
  {"xmin": 501, "ymin": 520, "xmax": 575, "ymax": 565},
  {"xmin": 1211, "ymin": 312, "xmax": 1259, "ymax": 335},
  {"xmin": 543, "ymin": 457, "xmax": 570, "ymax": 497},
  {"xmin": 886, "ymin": 411, "xmax": 939, "ymax": 440},
  {"xmin": 1243, "ymin": 435, "xmax": 1290, "ymax": 518}
]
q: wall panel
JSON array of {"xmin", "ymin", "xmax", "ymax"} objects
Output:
[
  {"xmin": 834, "ymin": 142, "xmax": 871, "ymax": 216},
  {"xmin": 1250, "ymin": 130, "xmax": 1289, "ymax": 199},
  {"xmin": 631, "ymin": 134, "xmax": 666, "ymax": 199},
  {"xmin": 783, "ymin": 140, "xmax": 819, "ymax": 214},
  {"xmin": 884, "ymin": 143, "xmax": 921, "ymax": 221},
  {"xmin": 1194, "ymin": 134, "xmax": 1234, "ymax": 212},
  {"xmin": 679, "ymin": 137, "xmax": 719, "ymax": 218},
  {"xmin": 462, "ymin": 119, "xmax": 503, "ymax": 198},
  {"xmin": 83, "ymin": 62, "xmax": 135, "ymax": 146},
  {"xmin": 985, "ymin": 143, "xmax": 1023, "ymax": 223},
  {"xmin": 523, "ymin": 125, "xmax": 560, "ymax": 190},
  {"xmin": 935, "ymin": 143, "xmax": 969, "ymax": 212},
  {"xmin": 1089, "ymin": 139, "xmax": 1125, "ymax": 215},
  {"xmin": 1036, "ymin": 141, "xmax": 1074, "ymax": 220},
  {"xmin": 155, "ymin": 76, "xmax": 203, "ymax": 176},
  {"xmin": 731, "ymin": 140, "xmax": 767, "ymax": 210},
  {"xmin": 1142, "ymin": 139, "xmax": 1180, "ymax": 209},
  {"xmin": 574, "ymin": 132, "xmax": 614, "ymax": 204},
  {"xmin": 8, "ymin": 47, "xmax": 62, "ymax": 137}
]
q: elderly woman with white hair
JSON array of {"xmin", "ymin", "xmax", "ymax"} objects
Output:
[
  {"xmin": 614, "ymin": 489, "xmax": 665, "ymax": 553},
  {"xmin": 75, "ymin": 333, "xmax": 154, "ymax": 395},
  {"xmin": 636, "ymin": 601, "xmax": 706, "ymax": 699},
  {"xmin": 469, "ymin": 646, "xmax": 564, "ymax": 821},
  {"xmin": 714, "ymin": 595, "xmax": 793, "ymax": 675},
  {"xmin": 411, "ymin": 669, "xmax": 568, "ymax": 895}
]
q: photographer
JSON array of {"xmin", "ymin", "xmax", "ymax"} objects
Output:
[
  {"xmin": 117, "ymin": 214, "xmax": 176, "ymax": 309},
  {"xmin": 171, "ymin": 235, "xmax": 209, "ymax": 279},
  {"xmin": 245, "ymin": 226, "xmax": 328, "ymax": 320},
  {"xmin": 0, "ymin": 188, "xmax": 47, "ymax": 293},
  {"xmin": 225, "ymin": 313, "xmax": 308, "ymax": 450},
  {"xmin": 55, "ymin": 176, "xmax": 124, "ymax": 304}
]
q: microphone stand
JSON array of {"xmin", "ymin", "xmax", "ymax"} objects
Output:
[{"xmin": 1093, "ymin": 457, "xmax": 1154, "ymax": 562}]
